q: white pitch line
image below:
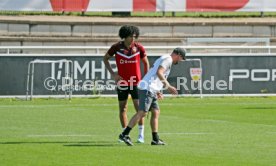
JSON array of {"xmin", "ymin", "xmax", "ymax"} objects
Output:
[
  {"xmin": 160, "ymin": 132, "xmax": 213, "ymax": 135},
  {"xmin": 27, "ymin": 134, "xmax": 94, "ymax": 137},
  {"xmin": 205, "ymin": 119, "xmax": 229, "ymax": 123}
]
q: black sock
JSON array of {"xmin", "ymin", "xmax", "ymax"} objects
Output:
[
  {"xmin": 152, "ymin": 132, "xmax": 159, "ymax": 141},
  {"xmin": 122, "ymin": 126, "xmax": 132, "ymax": 136}
]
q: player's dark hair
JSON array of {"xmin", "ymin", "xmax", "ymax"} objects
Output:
[{"xmin": 119, "ymin": 25, "xmax": 140, "ymax": 39}]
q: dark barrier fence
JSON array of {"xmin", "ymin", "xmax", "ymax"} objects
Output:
[{"xmin": 0, "ymin": 55, "xmax": 276, "ymax": 96}]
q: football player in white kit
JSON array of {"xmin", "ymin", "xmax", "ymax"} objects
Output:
[{"xmin": 119, "ymin": 47, "xmax": 186, "ymax": 146}]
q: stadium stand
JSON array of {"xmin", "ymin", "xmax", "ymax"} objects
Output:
[{"xmin": 1, "ymin": 16, "xmax": 276, "ymax": 50}]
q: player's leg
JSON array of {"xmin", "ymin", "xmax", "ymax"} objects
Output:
[
  {"xmin": 119, "ymin": 110, "xmax": 147, "ymax": 146},
  {"xmin": 150, "ymin": 108, "xmax": 160, "ymax": 133},
  {"xmin": 117, "ymin": 86, "xmax": 130, "ymax": 128},
  {"xmin": 132, "ymin": 99, "xmax": 145, "ymax": 143},
  {"xmin": 117, "ymin": 86, "xmax": 129, "ymax": 143},
  {"xmin": 118, "ymin": 100, "xmax": 128, "ymax": 128},
  {"xmin": 127, "ymin": 110, "xmax": 147, "ymax": 128},
  {"xmin": 150, "ymin": 100, "xmax": 165, "ymax": 145},
  {"xmin": 130, "ymin": 86, "xmax": 145, "ymax": 143},
  {"xmin": 119, "ymin": 90, "xmax": 151, "ymax": 146}
]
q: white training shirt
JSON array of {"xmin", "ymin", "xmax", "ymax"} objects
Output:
[{"xmin": 138, "ymin": 54, "xmax": 172, "ymax": 93}]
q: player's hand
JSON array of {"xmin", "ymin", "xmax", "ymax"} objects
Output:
[
  {"xmin": 168, "ymin": 85, "xmax": 178, "ymax": 95},
  {"xmin": 113, "ymin": 74, "xmax": 123, "ymax": 83},
  {"xmin": 157, "ymin": 92, "xmax": 163, "ymax": 100}
]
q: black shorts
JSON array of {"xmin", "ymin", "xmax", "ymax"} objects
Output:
[{"xmin": 116, "ymin": 86, "xmax": 139, "ymax": 101}]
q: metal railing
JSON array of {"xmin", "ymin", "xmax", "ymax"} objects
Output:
[
  {"xmin": 186, "ymin": 38, "xmax": 270, "ymax": 46},
  {"xmin": 0, "ymin": 46, "xmax": 276, "ymax": 56}
]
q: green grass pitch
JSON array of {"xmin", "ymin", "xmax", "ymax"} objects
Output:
[{"xmin": 0, "ymin": 97, "xmax": 275, "ymax": 166}]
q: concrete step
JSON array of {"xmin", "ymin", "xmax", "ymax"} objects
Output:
[
  {"xmin": 1, "ymin": 16, "xmax": 276, "ymax": 39},
  {"xmin": 1, "ymin": 16, "xmax": 276, "ymax": 48},
  {"xmin": 0, "ymin": 36, "xmax": 184, "ymax": 48}
]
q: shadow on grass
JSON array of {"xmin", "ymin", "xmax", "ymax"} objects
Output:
[
  {"xmin": 0, "ymin": 141, "xmax": 120, "ymax": 147},
  {"xmin": 64, "ymin": 142, "xmax": 120, "ymax": 147}
]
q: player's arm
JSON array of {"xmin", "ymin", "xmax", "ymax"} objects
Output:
[
  {"xmin": 141, "ymin": 56, "xmax": 150, "ymax": 75},
  {"xmin": 103, "ymin": 53, "xmax": 122, "ymax": 82},
  {"xmin": 157, "ymin": 66, "xmax": 178, "ymax": 95},
  {"xmin": 157, "ymin": 91, "xmax": 164, "ymax": 100},
  {"xmin": 139, "ymin": 45, "xmax": 149, "ymax": 75}
]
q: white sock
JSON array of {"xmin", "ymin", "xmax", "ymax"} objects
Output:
[{"xmin": 138, "ymin": 125, "xmax": 144, "ymax": 137}]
